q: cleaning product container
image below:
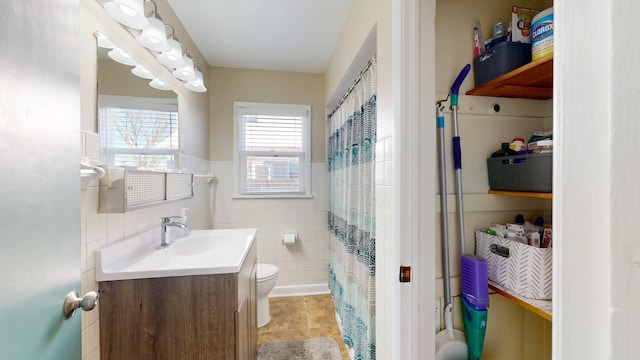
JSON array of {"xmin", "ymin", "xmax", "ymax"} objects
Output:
[
  {"xmin": 531, "ymin": 7, "xmax": 554, "ymax": 60},
  {"xmin": 475, "ymin": 230, "xmax": 553, "ymax": 300}
]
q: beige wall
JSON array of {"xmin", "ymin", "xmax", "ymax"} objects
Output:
[
  {"xmin": 206, "ymin": 67, "xmax": 329, "ymax": 292},
  {"xmin": 80, "ymin": 1, "xmax": 211, "ymax": 359},
  {"xmin": 324, "ymin": 0, "xmax": 377, "ymax": 104},
  {"xmin": 208, "ymin": 67, "xmax": 325, "ymax": 162},
  {"xmin": 324, "ymin": 0, "xmax": 393, "ymax": 139},
  {"xmin": 97, "ymin": 59, "xmax": 177, "ymax": 98}
]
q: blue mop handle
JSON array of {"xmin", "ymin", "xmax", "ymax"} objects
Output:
[
  {"xmin": 450, "ymin": 64, "xmax": 471, "ymax": 107},
  {"xmin": 450, "ymin": 64, "xmax": 470, "ymax": 170},
  {"xmin": 453, "ymin": 137, "xmax": 462, "ymax": 170}
]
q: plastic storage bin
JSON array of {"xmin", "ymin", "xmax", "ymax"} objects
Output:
[
  {"xmin": 475, "ymin": 230, "xmax": 552, "ymax": 300},
  {"xmin": 473, "ymin": 41, "xmax": 532, "ymax": 87},
  {"xmin": 487, "ymin": 152, "xmax": 552, "ymax": 192}
]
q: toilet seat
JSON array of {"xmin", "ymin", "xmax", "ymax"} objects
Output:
[{"xmin": 257, "ymin": 263, "xmax": 278, "ymax": 283}]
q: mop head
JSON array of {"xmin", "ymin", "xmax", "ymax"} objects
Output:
[
  {"xmin": 460, "ymin": 254, "xmax": 489, "ymax": 360},
  {"xmin": 461, "ymin": 296, "xmax": 487, "ymax": 360}
]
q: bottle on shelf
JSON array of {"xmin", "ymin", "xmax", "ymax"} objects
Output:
[{"xmin": 491, "ymin": 142, "xmax": 518, "ymax": 157}]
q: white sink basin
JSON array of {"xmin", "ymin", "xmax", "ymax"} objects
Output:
[
  {"xmin": 170, "ymin": 234, "xmax": 241, "ymax": 256},
  {"xmin": 95, "ymin": 228, "xmax": 257, "ymax": 281}
]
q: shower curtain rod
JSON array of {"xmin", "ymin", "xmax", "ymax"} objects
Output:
[{"xmin": 327, "ymin": 56, "xmax": 376, "ymax": 119}]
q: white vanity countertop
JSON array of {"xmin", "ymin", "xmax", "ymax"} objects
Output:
[{"xmin": 95, "ymin": 228, "xmax": 257, "ymax": 281}]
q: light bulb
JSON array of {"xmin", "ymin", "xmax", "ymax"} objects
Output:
[
  {"xmin": 107, "ymin": 48, "xmax": 138, "ymax": 66},
  {"xmin": 149, "ymin": 78, "xmax": 172, "ymax": 91},
  {"xmin": 103, "ymin": 0, "xmax": 149, "ymax": 30},
  {"xmin": 136, "ymin": 16, "xmax": 170, "ymax": 52},
  {"xmin": 132, "ymin": 65, "xmax": 154, "ymax": 80},
  {"xmin": 185, "ymin": 70, "xmax": 207, "ymax": 92},
  {"xmin": 172, "ymin": 56, "xmax": 196, "ymax": 81},
  {"xmin": 157, "ymin": 38, "xmax": 186, "ymax": 69}
]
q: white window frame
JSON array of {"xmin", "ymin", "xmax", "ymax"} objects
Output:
[
  {"xmin": 98, "ymin": 95, "xmax": 180, "ymax": 170},
  {"xmin": 233, "ymin": 101, "xmax": 312, "ymax": 199}
]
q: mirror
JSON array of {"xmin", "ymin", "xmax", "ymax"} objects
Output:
[{"xmin": 96, "ymin": 32, "xmax": 180, "ymax": 170}]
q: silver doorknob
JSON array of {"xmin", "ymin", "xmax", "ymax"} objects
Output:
[{"xmin": 63, "ymin": 291, "xmax": 99, "ymax": 319}]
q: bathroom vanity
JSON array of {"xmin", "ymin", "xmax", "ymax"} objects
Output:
[{"xmin": 96, "ymin": 228, "xmax": 258, "ymax": 360}]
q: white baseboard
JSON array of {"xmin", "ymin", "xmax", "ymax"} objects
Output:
[{"xmin": 270, "ymin": 283, "xmax": 330, "ymax": 297}]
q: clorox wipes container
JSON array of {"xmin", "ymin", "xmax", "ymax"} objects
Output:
[{"xmin": 531, "ymin": 7, "xmax": 553, "ymax": 60}]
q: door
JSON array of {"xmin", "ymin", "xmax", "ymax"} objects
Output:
[{"xmin": 0, "ymin": 1, "xmax": 82, "ymax": 359}]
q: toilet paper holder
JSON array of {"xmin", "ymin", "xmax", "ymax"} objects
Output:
[{"xmin": 282, "ymin": 232, "xmax": 297, "ymax": 245}]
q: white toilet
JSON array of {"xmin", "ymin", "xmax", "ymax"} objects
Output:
[{"xmin": 256, "ymin": 263, "xmax": 279, "ymax": 327}]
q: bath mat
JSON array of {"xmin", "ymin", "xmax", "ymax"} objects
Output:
[{"xmin": 257, "ymin": 337, "xmax": 342, "ymax": 360}]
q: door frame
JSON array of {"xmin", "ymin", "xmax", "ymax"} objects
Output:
[{"xmin": 393, "ymin": 0, "xmax": 437, "ymax": 358}]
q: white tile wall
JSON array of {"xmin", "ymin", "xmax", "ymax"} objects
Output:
[
  {"xmin": 80, "ymin": 130, "xmax": 212, "ymax": 360},
  {"xmin": 375, "ymin": 136, "xmax": 393, "ymax": 360},
  {"xmin": 209, "ymin": 161, "xmax": 329, "ymax": 288}
]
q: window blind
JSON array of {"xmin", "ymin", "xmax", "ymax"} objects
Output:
[
  {"xmin": 235, "ymin": 103, "xmax": 310, "ymax": 196},
  {"xmin": 98, "ymin": 96, "xmax": 179, "ymax": 169}
]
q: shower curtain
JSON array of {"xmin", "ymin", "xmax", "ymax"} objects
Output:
[{"xmin": 327, "ymin": 55, "xmax": 376, "ymax": 360}]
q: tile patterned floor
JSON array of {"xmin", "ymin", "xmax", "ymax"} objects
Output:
[{"xmin": 257, "ymin": 294, "xmax": 350, "ymax": 360}]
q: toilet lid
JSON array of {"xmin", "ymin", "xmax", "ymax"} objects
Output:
[{"xmin": 257, "ymin": 263, "xmax": 278, "ymax": 281}]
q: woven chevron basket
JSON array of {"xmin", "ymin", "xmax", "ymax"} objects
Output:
[{"xmin": 475, "ymin": 230, "xmax": 552, "ymax": 300}]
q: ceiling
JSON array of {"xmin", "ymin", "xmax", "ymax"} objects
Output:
[{"xmin": 166, "ymin": 0, "xmax": 353, "ymax": 74}]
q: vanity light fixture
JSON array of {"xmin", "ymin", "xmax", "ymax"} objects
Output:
[
  {"xmin": 157, "ymin": 25, "xmax": 186, "ymax": 69},
  {"xmin": 136, "ymin": 0, "xmax": 170, "ymax": 52},
  {"xmin": 104, "ymin": 0, "xmax": 149, "ymax": 30},
  {"xmin": 184, "ymin": 69, "xmax": 207, "ymax": 92},
  {"xmin": 99, "ymin": 0, "xmax": 207, "ymax": 93},
  {"xmin": 108, "ymin": 47, "xmax": 139, "ymax": 66},
  {"xmin": 131, "ymin": 65, "xmax": 154, "ymax": 79},
  {"xmin": 172, "ymin": 56, "xmax": 197, "ymax": 82},
  {"xmin": 149, "ymin": 77, "xmax": 172, "ymax": 91}
]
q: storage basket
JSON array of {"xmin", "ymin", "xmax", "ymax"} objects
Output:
[
  {"xmin": 475, "ymin": 230, "xmax": 552, "ymax": 300},
  {"xmin": 473, "ymin": 41, "xmax": 532, "ymax": 87},
  {"xmin": 487, "ymin": 152, "xmax": 552, "ymax": 192}
]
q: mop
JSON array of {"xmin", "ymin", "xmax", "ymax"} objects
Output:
[
  {"xmin": 450, "ymin": 64, "xmax": 489, "ymax": 360},
  {"xmin": 435, "ymin": 96, "xmax": 468, "ymax": 360}
]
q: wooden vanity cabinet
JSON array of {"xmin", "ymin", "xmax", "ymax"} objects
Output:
[{"xmin": 99, "ymin": 241, "xmax": 257, "ymax": 360}]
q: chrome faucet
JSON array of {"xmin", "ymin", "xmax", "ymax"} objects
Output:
[{"xmin": 158, "ymin": 216, "xmax": 189, "ymax": 249}]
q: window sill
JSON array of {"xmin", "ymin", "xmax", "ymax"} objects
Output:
[{"xmin": 232, "ymin": 193, "xmax": 314, "ymax": 200}]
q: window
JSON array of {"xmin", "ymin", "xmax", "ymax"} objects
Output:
[
  {"xmin": 98, "ymin": 95, "xmax": 179, "ymax": 169},
  {"xmin": 234, "ymin": 102, "xmax": 311, "ymax": 198}
]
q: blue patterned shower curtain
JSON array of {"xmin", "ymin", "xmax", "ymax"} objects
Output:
[{"xmin": 328, "ymin": 56, "xmax": 376, "ymax": 360}]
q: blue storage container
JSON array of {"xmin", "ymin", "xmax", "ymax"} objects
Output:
[
  {"xmin": 473, "ymin": 41, "xmax": 532, "ymax": 87},
  {"xmin": 487, "ymin": 152, "xmax": 552, "ymax": 192}
]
